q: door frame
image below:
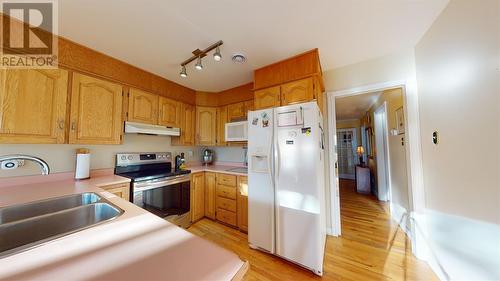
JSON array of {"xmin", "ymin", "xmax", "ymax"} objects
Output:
[
  {"xmin": 374, "ymin": 102, "xmax": 392, "ymax": 202},
  {"xmin": 336, "ymin": 128, "xmax": 358, "ymax": 180},
  {"xmin": 326, "ymin": 80, "xmax": 426, "ymax": 254}
]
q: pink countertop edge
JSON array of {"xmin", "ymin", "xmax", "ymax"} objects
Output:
[{"xmin": 0, "ymin": 175, "xmax": 245, "ymax": 281}]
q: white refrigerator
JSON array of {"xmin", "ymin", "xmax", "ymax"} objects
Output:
[{"xmin": 247, "ymin": 101, "xmax": 326, "ymax": 275}]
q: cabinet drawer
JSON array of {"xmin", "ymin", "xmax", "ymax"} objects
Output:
[
  {"xmin": 216, "ymin": 208, "xmax": 237, "ymax": 226},
  {"xmin": 99, "ymin": 183, "xmax": 129, "ymax": 190},
  {"xmin": 217, "ymin": 174, "xmax": 237, "ymax": 186},
  {"xmin": 217, "ymin": 196, "xmax": 237, "ymax": 212},
  {"xmin": 216, "ymin": 184, "xmax": 236, "ymax": 200}
]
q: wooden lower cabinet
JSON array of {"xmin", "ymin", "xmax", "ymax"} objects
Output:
[
  {"xmin": 237, "ymin": 176, "xmax": 248, "ymax": 232},
  {"xmin": 99, "ymin": 182, "xmax": 130, "ymax": 201},
  {"xmin": 204, "ymin": 172, "xmax": 216, "ymax": 220},
  {"xmin": 191, "ymin": 172, "xmax": 205, "ymax": 222},
  {"xmin": 191, "ymin": 172, "xmax": 248, "ymax": 232}
]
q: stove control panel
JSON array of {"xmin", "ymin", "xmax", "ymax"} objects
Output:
[{"xmin": 116, "ymin": 152, "xmax": 172, "ymax": 166}]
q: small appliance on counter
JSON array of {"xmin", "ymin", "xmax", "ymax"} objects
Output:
[
  {"xmin": 75, "ymin": 148, "xmax": 90, "ymax": 180},
  {"xmin": 202, "ymin": 148, "xmax": 214, "ymax": 165},
  {"xmin": 175, "ymin": 152, "xmax": 186, "ymax": 171}
]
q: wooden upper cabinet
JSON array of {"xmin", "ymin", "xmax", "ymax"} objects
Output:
[
  {"xmin": 196, "ymin": 106, "xmax": 217, "ymax": 146},
  {"xmin": 128, "ymin": 88, "xmax": 158, "ymax": 125},
  {"xmin": 69, "ymin": 73, "xmax": 123, "ymax": 144},
  {"xmin": 254, "ymin": 63, "xmax": 282, "ymax": 90},
  {"xmin": 227, "ymin": 102, "xmax": 246, "ymax": 122},
  {"xmin": 281, "ymin": 49, "xmax": 321, "ymax": 82},
  {"xmin": 254, "ymin": 86, "xmax": 281, "ymax": 110},
  {"xmin": 0, "ymin": 69, "xmax": 68, "ymax": 144},
  {"xmin": 217, "ymin": 106, "xmax": 228, "ymax": 146},
  {"xmin": 205, "ymin": 172, "xmax": 216, "ymax": 220},
  {"xmin": 281, "ymin": 77, "xmax": 314, "ymax": 106},
  {"xmin": 244, "ymin": 100, "xmax": 254, "ymax": 116},
  {"xmin": 173, "ymin": 103, "xmax": 195, "ymax": 146},
  {"xmin": 158, "ymin": 97, "xmax": 179, "ymax": 127}
]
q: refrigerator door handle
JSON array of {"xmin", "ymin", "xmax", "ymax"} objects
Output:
[{"xmin": 274, "ymin": 135, "xmax": 281, "ymax": 254}]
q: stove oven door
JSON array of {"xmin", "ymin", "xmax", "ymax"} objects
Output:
[{"xmin": 132, "ymin": 175, "xmax": 191, "ymax": 225}]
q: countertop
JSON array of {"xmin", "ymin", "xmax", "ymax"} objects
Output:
[
  {"xmin": 188, "ymin": 165, "xmax": 248, "ymax": 176},
  {"xmin": 0, "ymin": 175, "xmax": 247, "ymax": 281}
]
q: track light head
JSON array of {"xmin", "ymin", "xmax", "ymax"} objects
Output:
[
  {"xmin": 213, "ymin": 45, "xmax": 222, "ymax": 62},
  {"xmin": 195, "ymin": 56, "xmax": 203, "ymax": 70},
  {"xmin": 179, "ymin": 65, "xmax": 187, "ymax": 77}
]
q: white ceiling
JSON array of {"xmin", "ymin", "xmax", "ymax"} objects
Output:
[
  {"xmin": 335, "ymin": 91, "xmax": 382, "ymax": 121},
  {"xmin": 57, "ymin": 0, "xmax": 448, "ymax": 92}
]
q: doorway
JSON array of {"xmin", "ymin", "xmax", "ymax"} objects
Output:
[
  {"xmin": 336, "ymin": 128, "xmax": 358, "ymax": 180},
  {"xmin": 328, "ymin": 83, "xmax": 419, "ymax": 244}
]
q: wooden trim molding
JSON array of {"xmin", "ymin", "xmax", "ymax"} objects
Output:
[{"xmin": 196, "ymin": 82, "xmax": 254, "ymax": 107}]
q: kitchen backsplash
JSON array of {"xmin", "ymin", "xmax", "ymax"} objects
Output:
[{"xmin": 0, "ymin": 134, "xmax": 199, "ymax": 178}]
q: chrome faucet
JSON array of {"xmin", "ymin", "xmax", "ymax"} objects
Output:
[{"xmin": 0, "ymin": 155, "xmax": 50, "ymax": 175}]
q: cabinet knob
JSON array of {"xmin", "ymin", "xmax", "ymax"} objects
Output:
[
  {"xmin": 57, "ymin": 119, "xmax": 65, "ymax": 130},
  {"xmin": 71, "ymin": 121, "xmax": 76, "ymax": 131}
]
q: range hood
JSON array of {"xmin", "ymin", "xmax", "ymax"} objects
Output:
[{"xmin": 125, "ymin": 121, "xmax": 180, "ymax": 136}]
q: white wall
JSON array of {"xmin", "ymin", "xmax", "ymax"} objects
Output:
[
  {"xmin": 0, "ymin": 134, "xmax": 199, "ymax": 177},
  {"xmin": 414, "ymin": 0, "xmax": 500, "ymax": 280},
  {"xmin": 208, "ymin": 146, "xmax": 246, "ymax": 164}
]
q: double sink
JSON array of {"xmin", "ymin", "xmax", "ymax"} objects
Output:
[{"xmin": 0, "ymin": 193, "xmax": 123, "ymax": 258}]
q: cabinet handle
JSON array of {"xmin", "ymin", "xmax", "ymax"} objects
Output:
[
  {"xmin": 71, "ymin": 121, "xmax": 76, "ymax": 131},
  {"xmin": 57, "ymin": 119, "xmax": 65, "ymax": 130}
]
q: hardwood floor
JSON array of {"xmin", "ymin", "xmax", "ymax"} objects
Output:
[{"xmin": 187, "ymin": 179, "xmax": 437, "ymax": 280}]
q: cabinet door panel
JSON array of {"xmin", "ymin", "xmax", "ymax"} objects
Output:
[
  {"xmin": 128, "ymin": 88, "xmax": 158, "ymax": 124},
  {"xmin": 244, "ymin": 100, "xmax": 254, "ymax": 117},
  {"xmin": 227, "ymin": 102, "xmax": 245, "ymax": 122},
  {"xmin": 217, "ymin": 106, "xmax": 227, "ymax": 146},
  {"xmin": 204, "ymin": 172, "xmax": 216, "ymax": 219},
  {"xmin": 0, "ymin": 69, "xmax": 68, "ymax": 143},
  {"xmin": 281, "ymin": 77, "xmax": 314, "ymax": 106},
  {"xmin": 254, "ymin": 86, "xmax": 281, "ymax": 110},
  {"xmin": 237, "ymin": 176, "xmax": 248, "ymax": 232},
  {"xmin": 69, "ymin": 73, "xmax": 123, "ymax": 144},
  {"xmin": 191, "ymin": 173, "xmax": 205, "ymax": 222},
  {"xmin": 196, "ymin": 106, "xmax": 216, "ymax": 145},
  {"xmin": 183, "ymin": 104, "xmax": 196, "ymax": 145},
  {"xmin": 158, "ymin": 97, "xmax": 179, "ymax": 127}
]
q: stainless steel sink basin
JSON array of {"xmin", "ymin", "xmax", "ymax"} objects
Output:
[
  {"xmin": 0, "ymin": 192, "xmax": 100, "ymax": 224},
  {"xmin": 225, "ymin": 167, "xmax": 248, "ymax": 173},
  {"xmin": 0, "ymin": 193, "xmax": 123, "ymax": 258}
]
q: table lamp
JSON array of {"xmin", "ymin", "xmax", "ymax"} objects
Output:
[{"xmin": 356, "ymin": 146, "xmax": 365, "ymax": 165}]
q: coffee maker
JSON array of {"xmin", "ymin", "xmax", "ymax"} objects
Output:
[{"xmin": 175, "ymin": 152, "xmax": 186, "ymax": 171}]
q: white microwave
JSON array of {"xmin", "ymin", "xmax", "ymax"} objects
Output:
[{"xmin": 225, "ymin": 121, "xmax": 248, "ymax": 142}]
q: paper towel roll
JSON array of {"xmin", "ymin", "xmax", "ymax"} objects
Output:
[{"xmin": 75, "ymin": 148, "xmax": 90, "ymax": 180}]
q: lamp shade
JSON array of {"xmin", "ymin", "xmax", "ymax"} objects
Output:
[{"xmin": 356, "ymin": 146, "xmax": 364, "ymax": 155}]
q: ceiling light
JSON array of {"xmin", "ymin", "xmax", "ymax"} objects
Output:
[
  {"xmin": 213, "ymin": 45, "xmax": 222, "ymax": 62},
  {"xmin": 195, "ymin": 56, "xmax": 203, "ymax": 70},
  {"xmin": 179, "ymin": 65, "xmax": 187, "ymax": 77}
]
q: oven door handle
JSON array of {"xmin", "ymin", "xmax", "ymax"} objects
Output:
[{"xmin": 133, "ymin": 176, "xmax": 190, "ymax": 192}]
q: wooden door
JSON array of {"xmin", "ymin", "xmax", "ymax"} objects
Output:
[
  {"xmin": 237, "ymin": 176, "xmax": 248, "ymax": 232},
  {"xmin": 191, "ymin": 173, "xmax": 205, "ymax": 222},
  {"xmin": 254, "ymin": 86, "xmax": 281, "ymax": 110},
  {"xmin": 158, "ymin": 96, "xmax": 179, "ymax": 127},
  {"xmin": 204, "ymin": 172, "xmax": 216, "ymax": 219},
  {"xmin": 196, "ymin": 106, "xmax": 217, "ymax": 145},
  {"xmin": 227, "ymin": 102, "xmax": 245, "ymax": 122},
  {"xmin": 281, "ymin": 77, "xmax": 314, "ymax": 106},
  {"xmin": 69, "ymin": 73, "xmax": 123, "ymax": 144},
  {"xmin": 0, "ymin": 69, "xmax": 68, "ymax": 144},
  {"xmin": 128, "ymin": 88, "xmax": 158, "ymax": 124},
  {"xmin": 217, "ymin": 106, "xmax": 228, "ymax": 146}
]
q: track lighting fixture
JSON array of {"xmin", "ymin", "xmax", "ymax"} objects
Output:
[
  {"xmin": 179, "ymin": 40, "xmax": 223, "ymax": 77},
  {"xmin": 179, "ymin": 65, "xmax": 187, "ymax": 77},
  {"xmin": 213, "ymin": 45, "xmax": 222, "ymax": 62},
  {"xmin": 195, "ymin": 56, "xmax": 203, "ymax": 70}
]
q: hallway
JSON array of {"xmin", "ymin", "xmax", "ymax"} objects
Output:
[{"xmin": 187, "ymin": 179, "xmax": 437, "ymax": 280}]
